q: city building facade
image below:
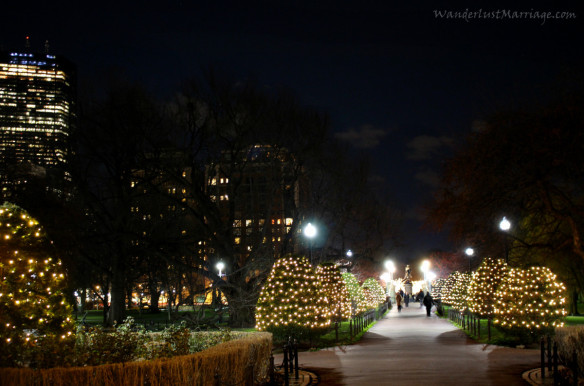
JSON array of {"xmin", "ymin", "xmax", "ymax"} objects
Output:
[{"xmin": 0, "ymin": 49, "xmax": 76, "ymax": 198}]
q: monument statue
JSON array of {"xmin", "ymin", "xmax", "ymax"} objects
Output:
[
  {"xmin": 404, "ymin": 264, "xmax": 412, "ymax": 283},
  {"xmin": 404, "ymin": 264, "xmax": 413, "ymax": 295}
]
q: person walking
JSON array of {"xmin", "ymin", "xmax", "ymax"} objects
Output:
[
  {"xmin": 416, "ymin": 290, "xmax": 424, "ymax": 307},
  {"xmin": 396, "ymin": 292, "xmax": 403, "ymax": 312},
  {"xmin": 404, "ymin": 292, "xmax": 410, "ymax": 307},
  {"xmin": 423, "ymin": 292, "xmax": 433, "ymax": 317}
]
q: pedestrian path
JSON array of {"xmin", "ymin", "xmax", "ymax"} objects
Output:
[{"xmin": 287, "ymin": 303, "xmax": 540, "ymax": 385}]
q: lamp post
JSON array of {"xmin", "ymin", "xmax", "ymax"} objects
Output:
[
  {"xmin": 384, "ymin": 260, "xmax": 396, "ymax": 302},
  {"xmin": 465, "ymin": 247, "xmax": 474, "ymax": 273},
  {"xmin": 499, "ymin": 216, "xmax": 511, "ymax": 263},
  {"xmin": 421, "ymin": 260, "xmax": 430, "ymax": 293},
  {"xmin": 427, "ymin": 272, "xmax": 436, "ymax": 294},
  {"xmin": 304, "ymin": 222, "xmax": 317, "ymax": 263},
  {"xmin": 216, "ymin": 261, "xmax": 225, "ymax": 278}
]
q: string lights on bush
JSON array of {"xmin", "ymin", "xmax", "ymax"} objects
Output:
[
  {"xmin": 315, "ymin": 263, "xmax": 352, "ymax": 322},
  {"xmin": 361, "ymin": 278, "xmax": 386, "ymax": 309},
  {"xmin": 255, "ymin": 255, "xmax": 331, "ymax": 335},
  {"xmin": 342, "ymin": 272, "xmax": 367, "ymax": 315},
  {"xmin": 450, "ymin": 271, "xmax": 472, "ymax": 312},
  {"xmin": 467, "ymin": 257, "xmax": 508, "ymax": 318},
  {"xmin": 0, "ymin": 203, "xmax": 74, "ymax": 366},
  {"xmin": 493, "ymin": 266, "xmax": 567, "ymax": 335}
]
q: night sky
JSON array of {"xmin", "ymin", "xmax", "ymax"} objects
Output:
[{"xmin": 2, "ymin": 1, "xmax": 583, "ymax": 262}]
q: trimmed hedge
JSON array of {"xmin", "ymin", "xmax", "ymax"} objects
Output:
[{"xmin": 0, "ymin": 332, "xmax": 272, "ymax": 385}]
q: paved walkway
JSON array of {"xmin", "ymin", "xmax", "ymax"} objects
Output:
[{"xmin": 279, "ymin": 304, "xmax": 541, "ymax": 385}]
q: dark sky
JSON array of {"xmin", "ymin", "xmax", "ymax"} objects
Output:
[{"xmin": 3, "ymin": 1, "xmax": 583, "ymax": 262}]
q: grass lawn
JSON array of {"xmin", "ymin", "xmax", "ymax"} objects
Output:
[
  {"xmin": 440, "ymin": 304, "xmax": 584, "ymax": 347},
  {"xmin": 74, "ymin": 305, "xmax": 389, "ymax": 348},
  {"xmin": 565, "ymin": 315, "xmax": 584, "ymax": 326},
  {"xmin": 75, "ymin": 308, "xmax": 227, "ymax": 329}
]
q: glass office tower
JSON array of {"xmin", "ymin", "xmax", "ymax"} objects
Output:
[{"xmin": 0, "ymin": 50, "xmax": 76, "ymax": 195}]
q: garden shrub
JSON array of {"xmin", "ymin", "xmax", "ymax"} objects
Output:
[
  {"xmin": 554, "ymin": 326, "xmax": 584, "ymax": 378},
  {"xmin": 256, "ymin": 255, "xmax": 331, "ymax": 342},
  {"xmin": 0, "ymin": 203, "xmax": 75, "ymax": 368},
  {"xmin": 493, "ymin": 266, "xmax": 567, "ymax": 343},
  {"xmin": 0, "ymin": 332, "xmax": 273, "ymax": 386}
]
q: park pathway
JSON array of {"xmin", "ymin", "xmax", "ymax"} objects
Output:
[{"xmin": 290, "ymin": 303, "xmax": 540, "ymax": 385}]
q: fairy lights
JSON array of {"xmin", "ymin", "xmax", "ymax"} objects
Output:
[
  {"xmin": 342, "ymin": 272, "xmax": 367, "ymax": 315},
  {"xmin": 361, "ymin": 278, "xmax": 386, "ymax": 309},
  {"xmin": 255, "ymin": 255, "xmax": 331, "ymax": 333},
  {"xmin": 0, "ymin": 203, "xmax": 74, "ymax": 363},
  {"xmin": 315, "ymin": 263, "xmax": 352, "ymax": 322},
  {"xmin": 493, "ymin": 266, "xmax": 567, "ymax": 333},
  {"xmin": 467, "ymin": 258, "xmax": 508, "ymax": 318}
]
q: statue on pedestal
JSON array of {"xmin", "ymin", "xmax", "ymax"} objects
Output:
[
  {"xmin": 404, "ymin": 264, "xmax": 413, "ymax": 295},
  {"xmin": 404, "ymin": 264, "xmax": 412, "ymax": 283}
]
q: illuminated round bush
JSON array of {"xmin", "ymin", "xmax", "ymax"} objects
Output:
[
  {"xmin": 431, "ymin": 278, "xmax": 445, "ymax": 301},
  {"xmin": 342, "ymin": 272, "xmax": 367, "ymax": 315},
  {"xmin": 493, "ymin": 266, "xmax": 567, "ymax": 340},
  {"xmin": 450, "ymin": 272, "xmax": 472, "ymax": 312},
  {"xmin": 467, "ymin": 258, "xmax": 508, "ymax": 318},
  {"xmin": 255, "ymin": 255, "xmax": 330, "ymax": 340},
  {"xmin": 441, "ymin": 271, "xmax": 463, "ymax": 306},
  {"xmin": 315, "ymin": 263, "xmax": 352, "ymax": 322},
  {"xmin": 362, "ymin": 278, "xmax": 386, "ymax": 308},
  {"xmin": 0, "ymin": 203, "xmax": 74, "ymax": 367}
]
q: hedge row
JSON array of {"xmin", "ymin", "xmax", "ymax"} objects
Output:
[{"xmin": 0, "ymin": 332, "xmax": 272, "ymax": 386}]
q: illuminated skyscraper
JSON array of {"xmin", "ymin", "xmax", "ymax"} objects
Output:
[{"xmin": 0, "ymin": 48, "xmax": 76, "ymax": 196}]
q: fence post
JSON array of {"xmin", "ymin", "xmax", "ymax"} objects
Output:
[
  {"xmin": 294, "ymin": 339, "xmax": 299, "ymax": 380},
  {"xmin": 478, "ymin": 316, "xmax": 481, "ymax": 339},
  {"xmin": 553, "ymin": 342, "xmax": 559, "ymax": 385},
  {"xmin": 572, "ymin": 351, "xmax": 577, "ymax": 386},
  {"xmin": 288, "ymin": 338, "xmax": 294, "ymax": 374},
  {"xmin": 488, "ymin": 318, "xmax": 491, "ymax": 341},
  {"xmin": 540, "ymin": 337, "xmax": 545, "ymax": 379},
  {"xmin": 350, "ymin": 318, "xmax": 353, "ymax": 339},
  {"xmin": 548, "ymin": 336, "xmax": 552, "ymax": 373},
  {"xmin": 283, "ymin": 345, "xmax": 289, "ymax": 386},
  {"xmin": 269, "ymin": 353, "xmax": 275, "ymax": 385},
  {"xmin": 245, "ymin": 364, "xmax": 254, "ymax": 385},
  {"xmin": 335, "ymin": 322, "xmax": 339, "ymax": 342}
]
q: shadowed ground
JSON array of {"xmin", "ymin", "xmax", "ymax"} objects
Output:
[{"xmin": 276, "ymin": 303, "xmax": 539, "ymax": 385}]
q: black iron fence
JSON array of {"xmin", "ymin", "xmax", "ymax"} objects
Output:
[
  {"xmin": 350, "ymin": 303, "xmax": 388, "ymax": 339},
  {"xmin": 447, "ymin": 308, "xmax": 493, "ymax": 341},
  {"xmin": 540, "ymin": 335, "xmax": 580, "ymax": 386}
]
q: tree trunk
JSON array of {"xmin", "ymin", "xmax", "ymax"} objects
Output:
[
  {"xmin": 571, "ymin": 290, "xmax": 580, "ymax": 315},
  {"xmin": 107, "ymin": 266, "xmax": 127, "ymax": 325},
  {"xmin": 150, "ymin": 290, "xmax": 161, "ymax": 313}
]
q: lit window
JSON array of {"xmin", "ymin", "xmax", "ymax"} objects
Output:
[
  {"xmin": 285, "ymin": 218, "xmax": 293, "ymax": 226},
  {"xmin": 245, "ymin": 219, "xmax": 252, "ymax": 227},
  {"xmin": 234, "ymin": 237, "xmax": 241, "ymax": 244}
]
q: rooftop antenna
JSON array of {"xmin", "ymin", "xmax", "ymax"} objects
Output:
[
  {"xmin": 25, "ymin": 36, "xmax": 31, "ymax": 50},
  {"xmin": 45, "ymin": 40, "xmax": 50, "ymax": 54}
]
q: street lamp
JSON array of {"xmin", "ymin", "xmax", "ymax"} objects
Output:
[
  {"xmin": 216, "ymin": 261, "xmax": 225, "ymax": 278},
  {"xmin": 499, "ymin": 217, "xmax": 511, "ymax": 263},
  {"xmin": 421, "ymin": 260, "xmax": 430, "ymax": 292},
  {"xmin": 427, "ymin": 271, "xmax": 436, "ymax": 294},
  {"xmin": 465, "ymin": 247, "xmax": 474, "ymax": 273},
  {"xmin": 346, "ymin": 249, "xmax": 353, "ymax": 258},
  {"xmin": 303, "ymin": 222, "xmax": 317, "ymax": 263},
  {"xmin": 384, "ymin": 260, "xmax": 396, "ymax": 302}
]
